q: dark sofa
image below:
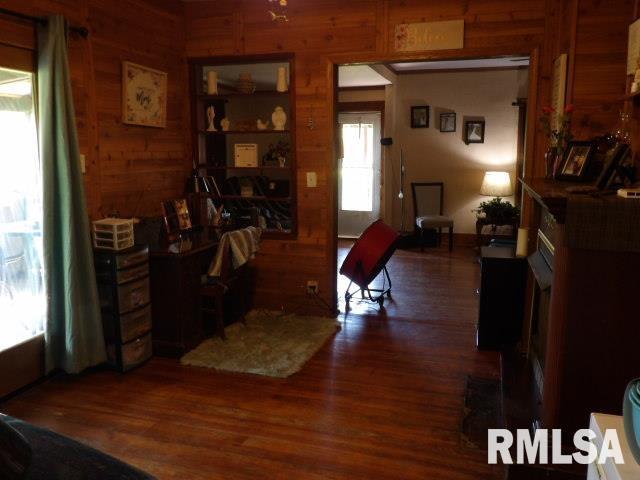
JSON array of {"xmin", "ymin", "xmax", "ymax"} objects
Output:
[{"xmin": 0, "ymin": 414, "xmax": 155, "ymax": 479}]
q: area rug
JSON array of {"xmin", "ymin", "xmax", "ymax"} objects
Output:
[
  {"xmin": 461, "ymin": 376, "xmax": 502, "ymax": 449},
  {"xmin": 180, "ymin": 310, "xmax": 341, "ymax": 378}
]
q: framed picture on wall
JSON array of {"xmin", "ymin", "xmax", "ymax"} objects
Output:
[
  {"xmin": 464, "ymin": 120, "xmax": 485, "ymax": 144},
  {"xmin": 122, "ymin": 61, "xmax": 167, "ymax": 128},
  {"xmin": 439, "ymin": 112, "xmax": 456, "ymax": 132},
  {"xmin": 411, "ymin": 106, "xmax": 429, "ymax": 128}
]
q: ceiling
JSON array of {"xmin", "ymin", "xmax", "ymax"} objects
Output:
[
  {"xmin": 338, "ymin": 57, "xmax": 529, "ymax": 88},
  {"xmin": 338, "ymin": 65, "xmax": 392, "ymax": 88}
]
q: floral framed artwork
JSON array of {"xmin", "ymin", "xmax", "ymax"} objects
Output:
[{"xmin": 122, "ymin": 61, "xmax": 167, "ymax": 128}]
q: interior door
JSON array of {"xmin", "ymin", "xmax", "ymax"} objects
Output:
[{"xmin": 338, "ymin": 112, "xmax": 382, "ymax": 238}]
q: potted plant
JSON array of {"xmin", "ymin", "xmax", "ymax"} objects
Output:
[{"xmin": 475, "ymin": 197, "xmax": 520, "ymax": 225}]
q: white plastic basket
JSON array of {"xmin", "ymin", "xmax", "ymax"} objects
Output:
[{"xmin": 93, "ymin": 218, "xmax": 134, "ymax": 250}]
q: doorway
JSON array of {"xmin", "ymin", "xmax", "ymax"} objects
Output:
[
  {"xmin": 332, "ymin": 55, "xmax": 534, "ymax": 311},
  {"xmin": 337, "ymin": 112, "xmax": 382, "ymax": 238}
]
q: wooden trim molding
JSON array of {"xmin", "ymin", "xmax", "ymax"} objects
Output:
[
  {"xmin": 0, "ymin": 43, "xmax": 35, "ymax": 72},
  {"xmin": 337, "ymin": 101, "xmax": 385, "ymax": 112},
  {"xmin": 389, "ymin": 65, "xmax": 529, "ymax": 75},
  {"xmin": 0, "ymin": 334, "xmax": 44, "ymax": 399},
  {"xmin": 338, "ymin": 85, "xmax": 387, "ymax": 92}
]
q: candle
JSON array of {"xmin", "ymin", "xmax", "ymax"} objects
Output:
[
  {"xmin": 516, "ymin": 227, "xmax": 529, "ymax": 257},
  {"xmin": 207, "ymin": 71, "xmax": 218, "ymax": 95}
]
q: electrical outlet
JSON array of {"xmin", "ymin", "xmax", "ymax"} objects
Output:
[
  {"xmin": 306, "ymin": 171, "xmax": 317, "ymax": 188},
  {"xmin": 306, "ymin": 280, "xmax": 319, "ymax": 295}
]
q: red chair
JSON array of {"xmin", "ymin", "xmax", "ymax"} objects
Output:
[{"xmin": 339, "ymin": 220, "xmax": 399, "ymax": 308}]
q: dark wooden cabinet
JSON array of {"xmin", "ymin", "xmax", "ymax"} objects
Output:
[
  {"xmin": 477, "ymin": 246, "xmax": 527, "ymax": 350},
  {"xmin": 149, "ymin": 237, "xmax": 217, "ymax": 357},
  {"xmin": 520, "ymin": 178, "xmax": 640, "ymax": 435},
  {"xmin": 94, "ymin": 245, "xmax": 152, "ymax": 372}
]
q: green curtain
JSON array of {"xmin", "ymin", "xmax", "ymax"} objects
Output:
[{"xmin": 38, "ymin": 16, "xmax": 106, "ymax": 374}]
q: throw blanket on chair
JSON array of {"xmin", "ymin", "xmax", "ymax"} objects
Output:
[{"xmin": 208, "ymin": 227, "xmax": 262, "ymax": 278}]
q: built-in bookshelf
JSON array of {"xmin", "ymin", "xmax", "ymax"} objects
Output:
[{"xmin": 189, "ymin": 54, "xmax": 296, "ymax": 238}]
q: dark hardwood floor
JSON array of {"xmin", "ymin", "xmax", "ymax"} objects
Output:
[{"xmin": 1, "ymin": 244, "xmax": 501, "ymax": 479}]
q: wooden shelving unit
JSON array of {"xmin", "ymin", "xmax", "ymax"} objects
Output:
[
  {"xmin": 197, "ymin": 91, "xmax": 289, "ymax": 100},
  {"xmin": 189, "ymin": 54, "xmax": 296, "ymax": 238}
]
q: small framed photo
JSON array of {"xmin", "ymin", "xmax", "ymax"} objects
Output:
[
  {"xmin": 558, "ymin": 141, "xmax": 596, "ymax": 181},
  {"xmin": 411, "ymin": 106, "xmax": 429, "ymax": 128},
  {"xmin": 440, "ymin": 112, "xmax": 456, "ymax": 132},
  {"xmin": 464, "ymin": 120, "xmax": 485, "ymax": 144}
]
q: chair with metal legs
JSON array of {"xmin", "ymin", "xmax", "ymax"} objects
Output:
[{"xmin": 411, "ymin": 182, "xmax": 454, "ymax": 252}]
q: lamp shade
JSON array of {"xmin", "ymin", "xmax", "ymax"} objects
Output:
[{"xmin": 480, "ymin": 171, "xmax": 513, "ymax": 197}]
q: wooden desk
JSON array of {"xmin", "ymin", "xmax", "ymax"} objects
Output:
[{"xmin": 149, "ymin": 231, "xmax": 218, "ymax": 357}]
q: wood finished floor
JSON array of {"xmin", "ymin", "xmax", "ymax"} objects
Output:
[{"xmin": 1, "ymin": 244, "xmax": 502, "ymax": 479}]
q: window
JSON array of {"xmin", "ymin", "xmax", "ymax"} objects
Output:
[
  {"xmin": 341, "ymin": 122, "xmax": 375, "ymax": 212},
  {"xmin": 0, "ymin": 66, "xmax": 45, "ymax": 351}
]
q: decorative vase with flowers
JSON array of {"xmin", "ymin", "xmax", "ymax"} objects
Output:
[{"xmin": 540, "ymin": 104, "xmax": 574, "ymax": 179}]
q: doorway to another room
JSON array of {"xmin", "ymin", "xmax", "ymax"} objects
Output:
[{"xmin": 334, "ymin": 57, "xmax": 530, "ymax": 313}]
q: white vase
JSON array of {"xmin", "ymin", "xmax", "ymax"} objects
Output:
[
  {"xmin": 206, "ymin": 106, "xmax": 217, "ymax": 132},
  {"xmin": 207, "ymin": 71, "xmax": 218, "ymax": 95},
  {"xmin": 272, "ymin": 106, "xmax": 287, "ymax": 131},
  {"xmin": 276, "ymin": 66, "xmax": 288, "ymax": 93}
]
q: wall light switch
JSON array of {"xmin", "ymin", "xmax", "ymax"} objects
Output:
[
  {"xmin": 306, "ymin": 171, "xmax": 317, "ymax": 188},
  {"xmin": 80, "ymin": 154, "xmax": 86, "ymax": 174}
]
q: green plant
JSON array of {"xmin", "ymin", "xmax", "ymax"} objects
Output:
[{"xmin": 475, "ymin": 197, "xmax": 520, "ymax": 224}]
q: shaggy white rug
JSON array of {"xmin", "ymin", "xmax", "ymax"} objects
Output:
[{"xmin": 180, "ymin": 310, "xmax": 341, "ymax": 378}]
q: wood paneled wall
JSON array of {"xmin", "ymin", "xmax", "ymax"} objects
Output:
[
  {"xmin": 185, "ymin": 0, "xmax": 554, "ymax": 312},
  {"xmin": 1, "ymin": 0, "xmax": 633, "ymax": 313},
  {"xmin": 0, "ymin": 0, "xmax": 189, "ymax": 220}
]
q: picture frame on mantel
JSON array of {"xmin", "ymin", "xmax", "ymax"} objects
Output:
[
  {"xmin": 122, "ymin": 61, "xmax": 167, "ymax": 128},
  {"xmin": 557, "ymin": 140, "xmax": 596, "ymax": 181}
]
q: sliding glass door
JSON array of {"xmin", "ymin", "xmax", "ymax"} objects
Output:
[{"xmin": 0, "ymin": 46, "xmax": 45, "ymax": 396}]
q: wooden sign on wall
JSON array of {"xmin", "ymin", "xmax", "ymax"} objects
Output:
[{"xmin": 394, "ymin": 20, "xmax": 464, "ymax": 52}]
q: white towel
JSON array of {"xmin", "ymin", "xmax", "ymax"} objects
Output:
[{"xmin": 208, "ymin": 227, "xmax": 261, "ymax": 277}]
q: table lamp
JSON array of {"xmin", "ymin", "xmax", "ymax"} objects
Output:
[{"xmin": 480, "ymin": 171, "xmax": 513, "ymax": 198}]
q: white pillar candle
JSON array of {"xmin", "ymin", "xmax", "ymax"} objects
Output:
[
  {"xmin": 516, "ymin": 227, "xmax": 529, "ymax": 257},
  {"xmin": 207, "ymin": 71, "xmax": 218, "ymax": 95}
]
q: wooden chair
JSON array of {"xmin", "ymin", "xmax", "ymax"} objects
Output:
[
  {"xmin": 411, "ymin": 182, "xmax": 454, "ymax": 252},
  {"xmin": 200, "ymin": 241, "xmax": 241, "ymax": 340}
]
